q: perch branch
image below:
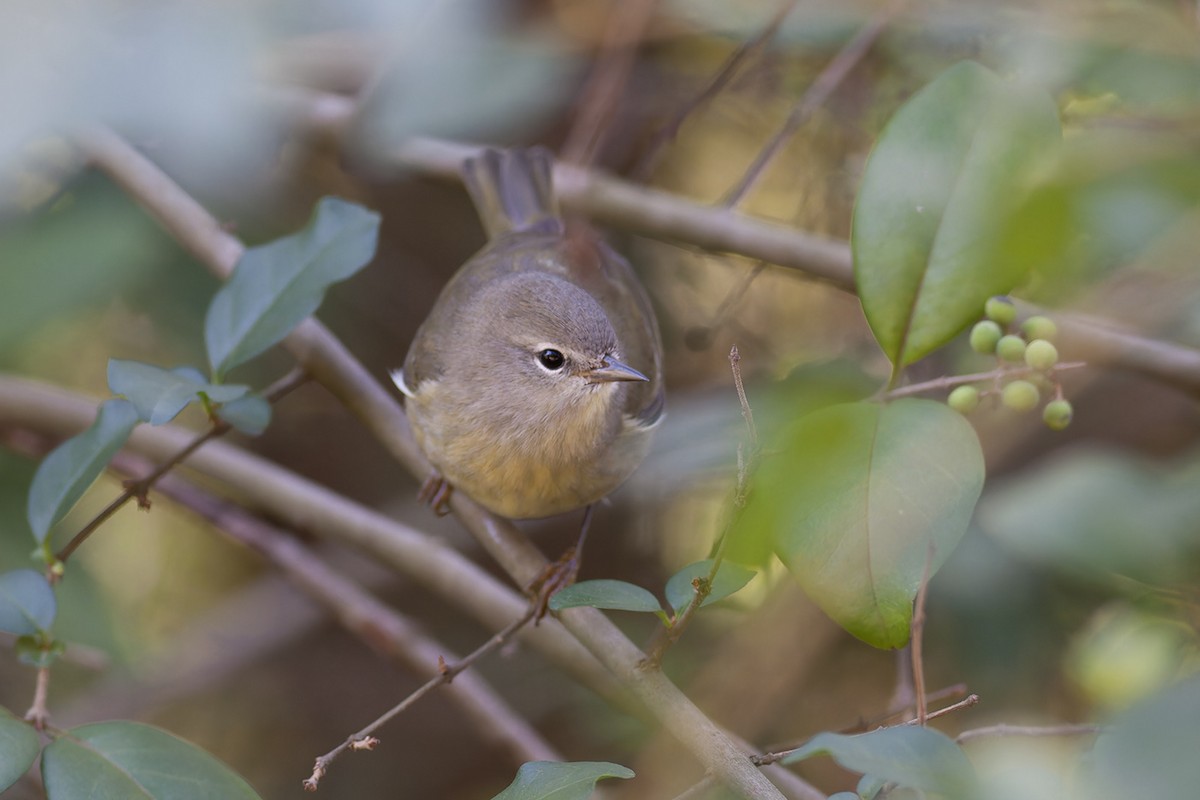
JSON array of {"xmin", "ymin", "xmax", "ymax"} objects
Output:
[{"xmin": 74, "ymin": 127, "xmax": 796, "ymax": 799}]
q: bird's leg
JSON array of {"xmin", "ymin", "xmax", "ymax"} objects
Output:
[
  {"xmin": 417, "ymin": 472, "xmax": 453, "ymax": 516},
  {"xmin": 531, "ymin": 504, "xmax": 595, "ymax": 621}
]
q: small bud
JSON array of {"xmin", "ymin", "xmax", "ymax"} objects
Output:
[
  {"xmin": 985, "ymin": 295, "xmax": 1017, "ymax": 326},
  {"xmin": 996, "ymin": 335, "xmax": 1028, "ymax": 363},
  {"xmin": 1002, "ymin": 380, "xmax": 1040, "ymax": 412},
  {"xmin": 970, "ymin": 320, "xmax": 1003, "ymax": 354},
  {"xmin": 948, "ymin": 385, "xmax": 981, "ymax": 414},
  {"xmin": 1043, "ymin": 399, "xmax": 1073, "ymax": 430},
  {"xmin": 1025, "ymin": 339, "xmax": 1059, "ymax": 371},
  {"xmin": 1021, "ymin": 315, "xmax": 1058, "ymax": 341}
]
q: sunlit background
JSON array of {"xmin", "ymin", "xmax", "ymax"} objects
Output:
[{"xmin": 2, "ymin": 0, "xmax": 1200, "ymax": 797}]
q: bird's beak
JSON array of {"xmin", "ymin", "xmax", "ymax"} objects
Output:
[{"xmin": 583, "ymin": 354, "xmax": 648, "ymax": 384}]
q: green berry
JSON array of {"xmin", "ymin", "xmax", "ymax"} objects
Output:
[
  {"xmin": 996, "ymin": 335, "xmax": 1027, "ymax": 363},
  {"xmin": 1002, "ymin": 380, "xmax": 1040, "ymax": 412},
  {"xmin": 948, "ymin": 385, "xmax": 981, "ymax": 414},
  {"xmin": 970, "ymin": 320, "xmax": 1003, "ymax": 354},
  {"xmin": 1043, "ymin": 399, "xmax": 1073, "ymax": 430},
  {"xmin": 1025, "ymin": 339, "xmax": 1059, "ymax": 371},
  {"xmin": 1021, "ymin": 315, "xmax": 1058, "ymax": 341},
  {"xmin": 985, "ymin": 295, "xmax": 1017, "ymax": 326}
]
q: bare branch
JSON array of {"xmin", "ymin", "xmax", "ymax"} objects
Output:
[
  {"xmin": 633, "ymin": 0, "xmax": 800, "ymax": 180},
  {"xmin": 723, "ymin": 2, "xmax": 900, "ymax": 207},
  {"xmin": 957, "ymin": 722, "xmax": 1102, "ymax": 743}
]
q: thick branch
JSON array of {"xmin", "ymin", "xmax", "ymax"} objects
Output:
[
  {"xmin": 387, "ymin": 137, "xmax": 1200, "ymax": 396},
  {"xmin": 74, "ymin": 129, "xmax": 794, "ymax": 799},
  {"xmin": 0, "ymin": 376, "xmax": 625, "ymax": 714}
]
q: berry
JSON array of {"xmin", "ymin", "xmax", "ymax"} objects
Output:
[
  {"xmin": 996, "ymin": 335, "xmax": 1027, "ymax": 363},
  {"xmin": 970, "ymin": 320, "xmax": 1003, "ymax": 354},
  {"xmin": 1043, "ymin": 399, "xmax": 1073, "ymax": 430},
  {"xmin": 1025, "ymin": 339, "xmax": 1059, "ymax": 371},
  {"xmin": 985, "ymin": 295, "xmax": 1017, "ymax": 326},
  {"xmin": 1021, "ymin": 315, "xmax": 1058, "ymax": 341},
  {"xmin": 1002, "ymin": 380, "xmax": 1040, "ymax": 412},
  {"xmin": 948, "ymin": 385, "xmax": 981, "ymax": 414}
]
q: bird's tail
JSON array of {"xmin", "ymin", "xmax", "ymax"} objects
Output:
[{"xmin": 462, "ymin": 147, "xmax": 563, "ymax": 239}]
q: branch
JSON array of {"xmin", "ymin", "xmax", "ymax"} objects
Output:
[
  {"xmin": 305, "ymin": 610, "xmax": 537, "ymax": 791},
  {"xmin": 956, "ymin": 722, "xmax": 1102, "ymax": 743},
  {"xmin": 130, "ymin": 460, "xmax": 561, "ymax": 770},
  {"xmin": 73, "ymin": 129, "xmax": 793, "ymax": 799},
  {"xmin": 387, "ymin": 136, "xmax": 1200, "ymax": 396},
  {"xmin": 723, "ymin": 2, "xmax": 899, "ymax": 208},
  {"xmin": 633, "ymin": 0, "xmax": 800, "ymax": 180},
  {"xmin": 54, "ymin": 368, "xmax": 308, "ymax": 563},
  {"xmin": 0, "ymin": 377, "xmax": 627, "ymax": 714}
]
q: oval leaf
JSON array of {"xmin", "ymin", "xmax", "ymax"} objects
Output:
[
  {"xmin": 784, "ymin": 727, "xmax": 977, "ymax": 798},
  {"xmin": 0, "ymin": 570, "xmax": 56, "ymax": 635},
  {"xmin": 549, "ymin": 580, "xmax": 662, "ymax": 614},
  {"xmin": 665, "ymin": 560, "xmax": 757, "ymax": 614},
  {"xmin": 215, "ymin": 394, "xmax": 272, "ymax": 436},
  {"xmin": 42, "ymin": 721, "xmax": 261, "ymax": 800},
  {"xmin": 740, "ymin": 399, "xmax": 984, "ymax": 649},
  {"xmin": 0, "ymin": 706, "xmax": 40, "ymax": 792},
  {"xmin": 205, "ymin": 197, "xmax": 380, "ymax": 379},
  {"xmin": 853, "ymin": 60, "xmax": 1061, "ymax": 368},
  {"xmin": 490, "ymin": 761, "xmax": 634, "ymax": 800},
  {"xmin": 108, "ymin": 359, "xmax": 248, "ymax": 425},
  {"xmin": 27, "ymin": 398, "xmax": 139, "ymax": 543}
]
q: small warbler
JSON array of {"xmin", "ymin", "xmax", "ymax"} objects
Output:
[{"xmin": 393, "ymin": 148, "xmax": 664, "ymax": 522}]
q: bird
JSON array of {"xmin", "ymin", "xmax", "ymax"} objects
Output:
[{"xmin": 392, "ymin": 147, "xmax": 664, "ymax": 546}]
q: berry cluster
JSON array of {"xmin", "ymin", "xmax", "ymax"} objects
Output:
[{"xmin": 949, "ymin": 296, "xmax": 1073, "ymax": 430}]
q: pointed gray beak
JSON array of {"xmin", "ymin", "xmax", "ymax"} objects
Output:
[{"xmin": 583, "ymin": 354, "xmax": 648, "ymax": 384}]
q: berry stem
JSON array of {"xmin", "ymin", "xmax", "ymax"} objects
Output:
[{"xmin": 882, "ymin": 361, "xmax": 1086, "ymax": 401}]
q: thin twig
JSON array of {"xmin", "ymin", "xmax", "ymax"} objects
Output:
[
  {"xmin": 54, "ymin": 368, "xmax": 309, "ymax": 563},
  {"xmin": 756, "ymin": 693, "xmax": 979, "ymax": 767},
  {"xmin": 304, "ymin": 608, "xmax": 536, "ymax": 791},
  {"xmin": 392, "ymin": 136, "xmax": 1200, "ymax": 397},
  {"xmin": 911, "ymin": 542, "xmax": 935, "ymax": 726},
  {"xmin": 730, "ymin": 345, "xmax": 759, "ymax": 448},
  {"xmin": 24, "ymin": 666, "xmax": 51, "ymax": 729},
  {"xmin": 841, "ymin": 683, "xmax": 970, "ymax": 734},
  {"xmin": 127, "ymin": 461, "xmax": 562, "ymax": 768},
  {"xmin": 561, "ymin": 0, "xmax": 658, "ymax": 168},
  {"xmin": 723, "ymin": 2, "xmax": 901, "ymax": 208},
  {"xmin": 956, "ymin": 722, "xmax": 1102, "ymax": 743},
  {"xmin": 883, "ymin": 361, "xmax": 1087, "ymax": 400},
  {"xmin": 633, "ymin": 0, "xmax": 800, "ymax": 180},
  {"xmin": 908, "ymin": 692, "xmax": 979, "ymax": 726}
]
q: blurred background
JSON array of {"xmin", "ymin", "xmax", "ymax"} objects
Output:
[{"xmin": 1, "ymin": 0, "xmax": 1200, "ymax": 797}]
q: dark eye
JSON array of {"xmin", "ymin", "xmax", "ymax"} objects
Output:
[{"xmin": 536, "ymin": 349, "xmax": 566, "ymax": 371}]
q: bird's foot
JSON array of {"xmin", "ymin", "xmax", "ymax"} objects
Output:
[
  {"xmin": 417, "ymin": 473, "xmax": 453, "ymax": 516},
  {"xmin": 528, "ymin": 546, "xmax": 581, "ymax": 623}
]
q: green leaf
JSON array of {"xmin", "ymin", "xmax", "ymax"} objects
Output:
[
  {"xmin": 42, "ymin": 721, "xmax": 262, "ymax": 800},
  {"xmin": 976, "ymin": 448, "xmax": 1200, "ymax": 585},
  {"xmin": 0, "ymin": 706, "xmax": 40, "ymax": 792},
  {"xmin": 0, "ymin": 570, "xmax": 56, "ymax": 635},
  {"xmin": 665, "ymin": 560, "xmax": 756, "ymax": 614},
  {"xmin": 108, "ymin": 359, "xmax": 248, "ymax": 425},
  {"xmin": 739, "ymin": 399, "xmax": 984, "ymax": 649},
  {"xmin": 784, "ymin": 727, "xmax": 977, "ymax": 798},
  {"xmin": 215, "ymin": 394, "xmax": 272, "ymax": 436},
  {"xmin": 853, "ymin": 60, "xmax": 1061, "ymax": 368},
  {"xmin": 27, "ymin": 399, "xmax": 139, "ymax": 544},
  {"xmin": 549, "ymin": 580, "xmax": 662, "ymax": 614},
  {"xmin": 490, "ymin": 761, "xmax": 634, "ymax": 800},
  {"xmin": 1086, "ymin": 677, "xmax": 1200, "ymax": 799},
  {"xmin": 205, "ymin": 197, "xmax": 379, "ymax": 379}
]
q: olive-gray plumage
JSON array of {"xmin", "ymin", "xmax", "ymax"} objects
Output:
[{"xmin": 395, "ymin": 148, "xmax": 663, "ymax": 519}]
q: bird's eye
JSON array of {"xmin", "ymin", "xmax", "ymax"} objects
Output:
[{"xmin": 536, "ymin": 348, "xmax": 566, "ymax": 371}]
